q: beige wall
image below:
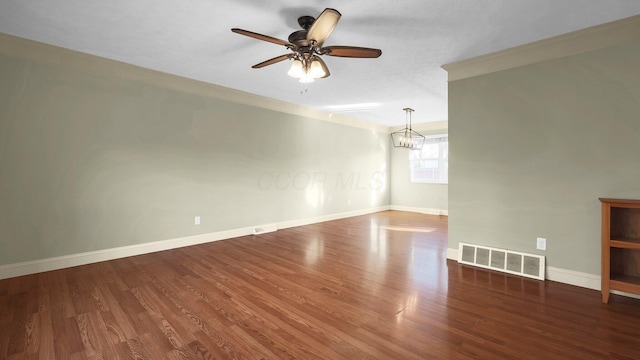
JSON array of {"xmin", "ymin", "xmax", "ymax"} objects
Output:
[
  {"xmin": 448, "ymin": 39, "xmax": 640, "ymax": 274},
  {"xmin": 0, "ymin": 36, "xmax": 390, "ymax": 266},
  {"xmin": 390, "ymin": 122, "xmax": 448, "ymax": 212}
]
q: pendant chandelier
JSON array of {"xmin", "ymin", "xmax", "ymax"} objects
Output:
[{"xmin": 390, "ymin": 108, "xmax": 425, "ymax": 150}]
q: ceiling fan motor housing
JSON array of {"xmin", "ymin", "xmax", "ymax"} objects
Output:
[{"xmin": 288, "ymin": 30, "xmax": 309, "ymax": 46}]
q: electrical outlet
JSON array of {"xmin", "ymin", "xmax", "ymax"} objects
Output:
[
  {"xmin": 194, "ymin": 216, "xmax": 200, "ymax": 225},
  {"xmin": 536, "ymin": 237, "xmax": 546, "ymax": 251}
]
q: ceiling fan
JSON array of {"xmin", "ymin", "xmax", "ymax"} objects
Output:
[{"xmin": 231, "ymin": 8, "xmax": 382, "ymax": 83}]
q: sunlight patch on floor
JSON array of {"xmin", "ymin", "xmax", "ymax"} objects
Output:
[{"xmin": 379, "ymin": 225, "xmax": 436, "ymax": 233}]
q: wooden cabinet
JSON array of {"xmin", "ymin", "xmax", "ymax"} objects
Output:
[{"xmin": 600, "ymin": 198, "xmax": 640, "ymax": 303}]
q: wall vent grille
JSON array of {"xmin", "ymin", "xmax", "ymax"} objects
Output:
[
  {"xmin": 458, "ymin": 242, "xmax": 545, "ymax": 280},
  {"xmin": 253, "ymin": 224, "xmax": 278, "ymax": 235}
]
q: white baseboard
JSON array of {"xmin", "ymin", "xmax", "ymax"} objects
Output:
[
  {"xmin": 390, "ymin": 205, "xmax": 448, "ymax": 216},
  {"xmin": 546, "ymin": 266, "xmax": 600, "ymax": 290},
  {"xmin": 0, "ymin": 206, "xmax": 391, "ymax": 280},
  {"xmin": 446, "ymin": 247, "xmax": 458, "ymax": 260},
  {"xmin": 10, "ymin": 208, "xmax": 639, "ymax": 302},
  {"xmin": 546, "ymin": 267, "xmax": 640, "ymax": 300},
  {"xmin": 447, "ymin": 246, "xmax": 599, "ymax": 288},
  {"xmin": 448, "ymin": 246, "xmax": 640, "ymax": 300},
  {"xmin": 0, "ymin": 227, "xmax": 252, "ymax": 280},
  {"xmin": 277, "ymin": 206, "xmax": 391, "ymax": 230}
]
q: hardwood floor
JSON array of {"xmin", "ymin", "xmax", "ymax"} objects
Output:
[{"xmin": 2, "ymin": 210, "xmax": 640, "ymax": 359}]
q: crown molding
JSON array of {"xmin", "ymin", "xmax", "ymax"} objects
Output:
[
  {"xmin": 389, "ymin": 120, "xmax": 448, "ymax": 133},
  {"xmin": 442, "ymin": 14, "xmax": 640, "ymax": 82},
  {"xmin": 0, "ymin": 32, "xmax": 389, "ymax": 133}
]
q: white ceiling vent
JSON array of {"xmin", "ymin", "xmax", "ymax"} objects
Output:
[{"xmin": 458, "ymin": 242, "xmax": 545, "ymax": 280}]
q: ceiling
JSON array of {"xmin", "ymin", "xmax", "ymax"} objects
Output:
[{"xmin": 2, "ymin": 1, "xmax": 640, "ymax": 127}]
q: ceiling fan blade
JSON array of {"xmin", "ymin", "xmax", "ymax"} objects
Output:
[
  {"xmin": 231, "ymin": 28, "xmax": 294, "ymax": 48},
  {"xmin": 315, "ymin": 57, "xmax": 330, "ymax": 78},
  {"xmin": 322, "ymin": 46, "xmax": 382, "ymax": 58},
  {"xmin": 252, "ymin": 54, "xmax": 293, "ymax": 69},
  {"xmin": 306, "ymin": 8, "xmax": 341, "ymax": 46}
]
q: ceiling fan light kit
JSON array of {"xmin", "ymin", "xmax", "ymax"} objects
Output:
[
  {"xmin": 287, "ymin": 56, "xmax": 326, "ymax": 83},
  {"xmin": 231, "ymin": 8, "xmax": 381, "ymax": 82},
  {"xmin": 391, "ymin": 108, "xmax": 426, "ymax": 150}
]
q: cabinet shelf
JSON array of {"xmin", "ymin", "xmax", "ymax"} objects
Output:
[
  {"xmin": 610, "ymin": 278, "xmax": 640, "ymax": 296},
  {"xmin": 611, "ymin": 275, "xmax": 640, "ymax": 286},
  {"xmin": 610, "ymin": 239, "xmax": 640, "ymax": 249},
  {"xmin": 601, "ymin": 198, "xmax": 640, "ymax": 303}
]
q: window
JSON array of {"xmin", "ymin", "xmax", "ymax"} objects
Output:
[{"xmin": 409, "ymin": 134, "xmax": 448, "ymax": 184}]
